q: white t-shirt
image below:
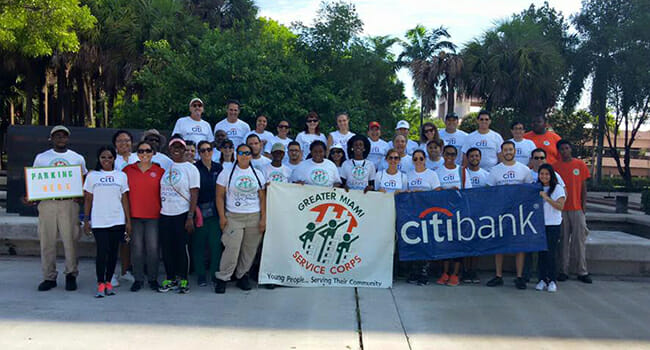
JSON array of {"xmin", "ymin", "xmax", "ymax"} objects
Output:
[
  {"xmin": 214, "ymin": 119, "xmax": 251, "ymax": 147},
  {"xmin": 531, "ymin": 169, "xmax": 566, "ymax": 188},
  {"xmin": 263, "ymin": 163, "xmax": 292, "ymax": 184},
  {"xmin": 290, "ymin": 159, "xmax": 341, "ymax": 187},
  {"xmin": 152, "ymin": 152, "xmax": 173, "ymax": 172},
  {"xmin": 83, "ymin": 170, "xmax": 129, "ymax": 228},
  {"xmin": 467, "ymin": 168, "xmax": 490, "ymax": 188},
  {"xmin": 462, "ymin": 130, "xmax": 504, "ymax": 171},
  {"xmin": 388, "ymin": 139, "xmax": 419, "ymax": 155},
  {"xmin": 378, "ymin": 155, "xmax": 414, "ymax": 173},
  {"xmin": 374, "ymin": 170, "xmax": 408, "ymax": 193},
  {"xmin": 295, "ymin": 132, "xmax": 327, "ymax": 159},
  {"xmin": 33, "ymin": 149, "xmax": 88, "ymax": 175},
  {"xmin": 172, "ymin": 117, "xmax": 214, "ymax": 147},
  {"xmin": 285, "ymin": 161, "xmax": 301, "ymax": 172},
  {"xmin": 340, "ymin": 159, "xmax": 376, "ymax": 190},
  {"xmin": 264, "ymin": 135, "xmax": 293, "ymax": 154},
  {"xmin": 407, "ymin": 168, "xmax": 441, "ymax": 191},
  {"xmin": 211, "ymin": 148, "xmax": 222, "ymax": 163},
  {"xmin": 160, "ymin": 162, "xmax": 200, "ymax": 216},
  {"xmin": 216, "ymin": 164, "xmax": 266, "ymax": 213},
  {"xmin": 509, "ymin": 138, "xmax": 537, "ymax": 166},
  {"xmin": 543, "ymin": 185, "xmax": 566, "ymax": 226},
  {"xmin": 487, "ymin": 162, "xmax": 534, "ymax": 186},
  {"xmin": 425, "ymin": 157, "xmax": 444, "ymax": 171},
  {"xmin": 439, "ymin": 129, "xmax": 468, "ymax": 164},
  {"xmin": 329, "ymin": 131, "xmax": 356, "ymax": 158},
  {"xmin": 368, "ymin": 138, "xmax": 390, "ymax": 168},
  {"xmin": 251, "ymin": 156, "xmax": 272, "ymax": 172},
  {"xmin": 436, "ymin": 165, "xmax": 472, "ymax": 189},
  {"xmin": 115, "ymin": 153, "xmax": 138, "ymax": 171},
  {"xmin": 246, "ymin": 130, "xmax": 275, "ymax": 150}
]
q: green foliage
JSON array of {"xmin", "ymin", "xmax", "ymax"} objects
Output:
[
  {"xmin": 549, "ymin": 109, "xmax": 594, "ymax": 147},
  {"xmin": 0, "ymin": 0, "xmax": 96, "ymax": 57},
  {"xmin": 588, "ymin": 176, "xmax": 650, "ymax": 193}
]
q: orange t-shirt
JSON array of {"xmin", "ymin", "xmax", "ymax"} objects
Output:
[
  {"xmin": 524, "ymin": 131, "xmax": 562, "ymax": 164},
  {"xmin": 552, "ymin": 159, "xmax": 590, "ymax": 211}
]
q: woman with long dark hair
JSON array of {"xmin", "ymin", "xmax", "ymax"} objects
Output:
[
  {"xmin": 218, "ymin": 139, "xmax": 235, "ymax": 165},
  {"xmin": 83, "ymin": 145, "xmax": 131, "ymax": 298},
  {"xmin": 536, "ymin": 164, "xmax": 566, "ymax": 293},
  {"xmin": 295, "ymin": 111, "xmax": 327, "ymax": 160}
]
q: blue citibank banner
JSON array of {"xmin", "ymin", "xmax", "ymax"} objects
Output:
[{"xmin": 396, "ymin": 184, "xmax": 547, "ymax": 261}]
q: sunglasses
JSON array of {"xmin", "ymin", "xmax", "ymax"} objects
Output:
[
  {"xmin": 413, "ymin": 157, "xmax": 425, "ymax": 161},
  {"xmin": 306, "ymin": 120, "xmax": 318, "ymax": 123},
  {"xmin": 424, "ymin": 129, "xmax": 434, "ymax": 133},
  {"xmin": 444, "ymin": 153, "xmax": 457, "ymax": 157},
  {"xmin": 220, "ymin": 145, "xmax": 234, "ymax": 149},
  {"xmin": 137, "ymin": 149, "xmax": 153, "ymax": 154},
  {"xmin": 191, "ymin": 104, "xmax": 203, "ymax": 108},
  {"xmin": 331, "ymin": 150, "xmax": 343, "ymax": 154},
  {"xmin": 533, "ymin": 156, "xmax": 546, "ymax": 160},
  {"xmin": 237, "ymin": 151, "xmax": 252, "ymax": 156},
  {"xmin": 199, "ymin": 148, "xmax": 212, "ymax": 153},
  {"xmin": 278, "ymin": 125, "xmax": 290, "ymax": 129},
  {"xmin": 478, "ymin": 118, "xmax": 490, "ymax": 122},
  {"xmin": 387, "ymin": 156, "xmax": 400, "ymax": 160}
]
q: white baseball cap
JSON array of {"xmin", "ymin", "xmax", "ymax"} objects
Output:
[
  {"xmin": 189, "ymin": 98, "xmax": 203, "ymax": 108},
  {"xmin": 395, "ymin": 120, "xmax": 410, "ymax": 130}
]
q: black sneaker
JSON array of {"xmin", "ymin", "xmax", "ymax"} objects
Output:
[
  {"xmin": 263, "ymin": 284, "xmax": 276, "ymax": 290},
  {"xmin": 236, "ymin": 274, "xmax": 252, "ymax": 291},
  {"xmin": 486, "ymin": 276, "xmax": 504, "ymax": 287},
  {"xmin": 214, "ymin": 279, "xmax": 226, "ymax": 294},
  {"xmin": 515, "ymin": 277, "xmax": 527, "ymax": 290},
  {"xmin": 462, "ymin": 271, "xmax": 473, "ymax": 284},
  {"xmin": 406, "ymin": 273, "xmax": 419, "ymax": 285},
  {"xmin": 557, "ymin": 273, "xmax": 569, "ymax": 282},
  {"xmin": 148, "ymin": 280, "xmax": 160, "ymax": 291},
  {"xmin": 197, "ymin": 275, "xmax": 207, "ymax": 287},
  {"xmin": 65, "ymin": 275, "xmax": 77, "ymax": 291},
  {"xmin": 38, "ymin": 280, "xmax": 57, "ymax": 291},
  {"xmin": 577, "ymin": 274, "xmax": 593, "ymax": 284},
  {"xmin": 417, "ymin": 274, "xmax": 429, "ymax": 286},
  {"xmin": 130, "ymin": 281, "xmax": 143, "ymax": 292}
]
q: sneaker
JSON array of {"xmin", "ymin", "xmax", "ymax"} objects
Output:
[
  {"xmin": 417, "ymin": 274, "xmax": 429, "ymax": 286},
  {"xmin": 236, "ymin": 274, "xmax": 252, "ymax": 291},
  {"xmin": 148, "ymin": 280, "xmax": 160, "ymax": 291},
  {"xmin": 170, "ymin": 279, "xmax": 180, "ymax": 291},
  {"xmin": 110, "ymin": 275, "xmax": 120, "ymax": 287},
  {"xmin": 158, "ymin": 279, "xmax": 174, "ymax": 293},
  {"xmin": 105, "ymin": 282, "xmax": 116, "ymax": 296},
  {"xmin": 577, "ymin": 274, "xmax": 593, "ymax": 284},
  {"xmin": 263, "ymin": 284, "xmax": 276, "ymax": 290},
  {"xmin": 547, "ymin": 281, "xmax": 558, "ymax": 293},
  {"xmin": 95, "ymin": 283, "xmax": 105, "ymax": 298},
  {"xmin": 198, "ymin": 275, "xmax": 207, "ymax": 287},
  {"xmin": 178, "ymin": 279, "xmax": 190, "ymax": 294},
  {"xmin": 406, "ymin": 274, "xmax": 419, "ymax": 285},
  {"xmin": 471, "ymin": 271, "xmax": 481, "ymax": 284},
  {"xmin": 486, "ymin": 276, "xmax": 503, "ymax": 287},
  {"xmin": 121, "ymin": 271, "xmax": 135, "ymax": 283},
  {"xmin": 447, "ymin": 275, "xmax": 460, "ymax": 287},
  {"xmin": 535, "ymin": 280, "xmax": 547, "ymax": 291},
  {"xmin": 515, "ymin": 277, "xmax": 527, "ymax": 290},
  {"xmin": 214, "ymin": 279, "xmax": 226, "ymax": 294},
  {"xmin": 462, "ymin": 271, "xmax": 473, "ymax": 284},
  {"xmin": 38, "ymin": 280, "xmax": 57, "ymax": 291},
  {"xmin": 130, "ymin": 281, "xmax": 143, "ymax": 292},
  {"xmin": 65, "ymin": 275, "xmax": 77, "ymax": 291},
  {"xmin": 436, "ymin": 273, "xmax": 450, "ymax": 285},
  {"xmin": 557, "ymin": 273, "xmax": 568, "ymax": 282}
]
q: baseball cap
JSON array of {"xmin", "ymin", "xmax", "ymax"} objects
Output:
[
  {"xmin": 368, "ymin": 121, "xmax": 381, "ymax": 129},
  {"xmin": 189, "ymin": 97, "xmax": 203, "ymax": 108},
  {"xmin": 50, "ymin": 125, "xmax": 70, "ymax": 136},
  {"xmin": 445, "ymin": 112, "xmax": 459, "ymax": 120},
  {"xmin": 331, "ymin": 144, "xmax": 344, "ymax": 151},
  {"xmin": 168, "ymin": 138, "xmax": 187, "ymax": 147},
  {"xmin": 271, "ymin": 142, "xmax": 285, "ymax": 153},
  {"xmin": 395, "ymin": 120, "xmax": 410, "ymax": 130}
]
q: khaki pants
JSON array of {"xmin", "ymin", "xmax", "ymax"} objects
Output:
[
  {"xmin": 37, "ymin": 200, "xmax": 81, "ymax": 280},
  {"xmin": 216, "ymin": 212, "xmax": 262, "ymax": 281},
  {"xmin": 560, "ymin": 210, "xmax": 589, "ymax": 276}
]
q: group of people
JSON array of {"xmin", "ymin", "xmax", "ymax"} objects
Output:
[{"xmin": 29, "ymin": 98, "xmax": 591, "ymax": 297}]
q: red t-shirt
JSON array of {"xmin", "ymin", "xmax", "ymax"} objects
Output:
[
  {"xmin": 123, "ymin": 163, "xmax": 165, "ymax": 219},
  {"xmin": 524, "ymin": 131, "xmax": 562, "ymax": 164},
  {"xmin": 552, "ymin": 158, "xmax": 590, "ymax": 211}
]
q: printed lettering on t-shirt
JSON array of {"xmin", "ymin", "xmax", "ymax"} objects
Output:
[
  {"xmin": 227, "ymin": 128, "xmax": 238, "ymax": 137},
  {"xmin": 410, "ymin": 177, "xmax": 423, "ymax": 187},
  {"xmin": 502, "ymin": 170, "xmax": 516, "ymax": 180},
  {"xmin": 447, "ymin": 138, "xmax": 456, "ymax": 145},
  {"xmin": 475, "ymin": 139, "xmax": 488, "ymax": 147},
  {"xmin": 470, "ymin": 176, "xmax": 480, "ymax": 186},
  {"xmin": 384, "ymin": 179, "xmax": 397, "ymax": 188}
]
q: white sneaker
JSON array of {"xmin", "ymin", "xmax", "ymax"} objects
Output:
[
  {"xmin": 121, "ymin": 271, "xmax": 135, "ymax": 283},
  {"xmin": 111, "ymin": 275, "xmax": 120, "ymax": 287},
  {"xmin": 535, "ymin": 280, "xmax": 547, "ymax": 291},
  {"xmin": 547, "ymin": 281, "xmax": 557, "ymax": 293}
]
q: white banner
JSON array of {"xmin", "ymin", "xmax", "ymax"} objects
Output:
[
  {"xmin": 259, "ymin": 182, "xmax": 395, "ymax": 288},
  {"xmin": 24, "ymin": 165, "xmax": 84, "ymax": 201}
]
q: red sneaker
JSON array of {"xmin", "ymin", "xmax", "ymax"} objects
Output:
[
  {"xmin": 105, "ymin": 282, "xmax": 115, "ymax": 296},
  {"xmin": 95, "ymin": 283, "xmax": 105, "ymax": 298},
  {"xmin": 447, "ymin": 275, "xmax": 460, "ymax": 287},
  {"xmin": 436, "ymin": 273, "xmax": 450, "ymax": 285}
]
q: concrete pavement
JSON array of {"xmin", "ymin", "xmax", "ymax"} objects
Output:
[{"xmin": 1, "ymin": 257, "xmax": 650, "ymax": 349}]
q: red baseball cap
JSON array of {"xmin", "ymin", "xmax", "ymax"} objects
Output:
[{"xmin": 368, "ymin": 121, "xmax": 381, "ymax": 129}]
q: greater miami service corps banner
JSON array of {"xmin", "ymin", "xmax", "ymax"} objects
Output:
[
  {"xmin": 396, "ymin": 184, "xmax": 547, "ymax": 261},
  {"xmin": 259, "ymin": 182, "xmax": 395, "ymax": 288},
  {"xmin": 24, "ymin": 165, "xmax": 84, "ymax": 201}
]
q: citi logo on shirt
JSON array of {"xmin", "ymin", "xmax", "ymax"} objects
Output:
[
  {"xmin": 471, "ymin": 177, "xmax": 480, "ymax": 185},
  {"xmin": 191, "ymin": 126, "xmax": 202, "ymax": 132},
  {"xmin": 503, "ymin": 171, "xmax": 516, "ymax": 179},
  {"xmin": 516, "ymin": 148, "xmax": 522, "ymax": 155},
  {"xmin": 384, "ymin": 179, "xmax": 397, "ymax": 187},
  {"xmin": 410, "ymin": 178, "xmax": 423, "ymax": 186},
  {"xmin": 226, "ymin": 128, "xmax": 238, "ymax": 136},
  {"xmin": 100, "ymin": 176, "xmax": 115, "ymax": 183},
  {"xmin": 443, "ymin": 175, "xmax": 456, "ymax": 182},
  {"xmin": 447, "ymin": 138, "xmax": 456, "ymax": 145},
  {"xmin": 475, "ymin": 140, "xmax": 488, "ymax": 147}
]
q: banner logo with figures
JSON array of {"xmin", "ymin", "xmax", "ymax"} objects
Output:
[{"xmin": 259, "ymin": 182, "xmax": 394, "ymax": 288}]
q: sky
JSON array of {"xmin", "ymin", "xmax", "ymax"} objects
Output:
[{"xmin": 256, "ymin": 0, "xmax": 587, "ymax": 106}]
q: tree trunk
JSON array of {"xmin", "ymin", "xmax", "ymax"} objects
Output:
[
  {"xmin": 591, "ymin": 63, "xmax": 609, "ymax": 186},
  {"xmin": 419, "ymin": 96, "xmax": 424, "ymax": 129},
  {"xmin": 446, "ymin": 80, "xmax": 455, "ymax": 116}
]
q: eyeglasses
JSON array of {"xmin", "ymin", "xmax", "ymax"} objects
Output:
[
  {"xmin": 278, "ymin": 125, "xmax": 290, "ymax": 129},
  {"xmin": 424, "ymin": 129, "xmax": 434, "ymax": 133},
  {"xmin": 199, "ymin": 148, "xmax": 212, "ymax": 153},
  {"xmin": 387, "ymin": 156, "xmax": 400, "ymax": 160},
  {"xmin": 137, "ymin": 149, "xmax": 153, "ymax": 154},
  {"xmin": 237, "ymin": 151, "xmax": 252, "ymax": 156},
  {"xmin": 220, "ymin": 145, "xmax": 233, "ymax": 149},
  {"xmin": 306, "ymin": 120, "xmax": 318, "ymax": 123},
  {"xmin": 413, "ymin": 157, "xmax": 425, "ymax": 161},
  {"xmin": 191, "ymin": 104, "xmax": 203, "ymax": 108},
  {"xmin": 533, "ymin": 156, "xmax": 546, "ymax": 160}
]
